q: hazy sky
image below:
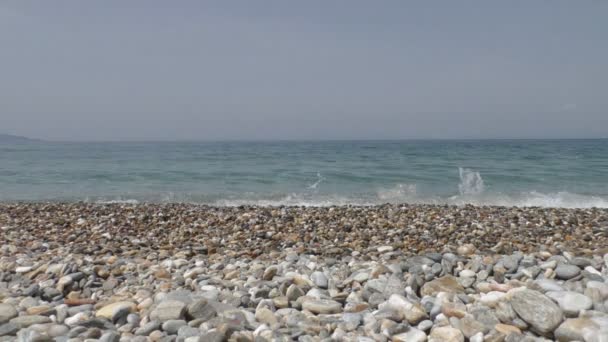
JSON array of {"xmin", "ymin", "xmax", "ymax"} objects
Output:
[{"xmin": 1, "ymin": 1, "xmax": 607, "ymax": 141}]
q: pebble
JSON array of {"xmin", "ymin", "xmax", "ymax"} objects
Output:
[
  {"xmin": 150, "ymin": 300, "xmax": 186, "ymax": 322},
  {"xmin": 0, "ymin": 203, "xmax": 607, "ymax": 340},
  {"xmin": 555, "ymin": 264, "xmax": 581, "ymax": 280},
  {"xmin": 510, "ymin": 289, "xmax": 564, "ymax": 334},
  {"xmin": 0, "ymin": 304, "xmax": 18, "ymax": 324},
  {"xmin": 302, "ymin": 299, "xmax": 343, "ymax": 314},
  {"xmin": 546, "ymin": 291, "xmax": 593, "ymax": 317},
  {"xmin": 95, "ymin": 301, "xmax": 136, "ymax": 322},
  {"xmin": 429, "ymin": 326, "xmax": 464, "ymax": 342}
]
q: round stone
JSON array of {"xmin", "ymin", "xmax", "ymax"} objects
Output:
[
  {"xmin": 0, "ymin": 304, "xmax": 18, "ymax": 324},
  {"xmin": 302, "ymin": 299, "xmax": 343, "ymax": 314},
  {"xmin": 555, "ymin": 264, "xmax": 581, "ymax": 280},
  {"xmin": 311, "ymin": 272, "xmax": 328, "ymax": 289},
  {"xmin": 510, "ymin": 289, "xmax": 563, "ymax": 334},
  {"xmin": 95, "ymin": 301, "xmax": 136, "ymax": 322},
  {"xmin": 546, "ymin": 291, "xmax": 593, "ymax": 317}
]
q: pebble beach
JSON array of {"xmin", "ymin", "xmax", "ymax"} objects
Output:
[{"xmin": 1, "ymin": 203, "xmax": 608, "ymax": 341}]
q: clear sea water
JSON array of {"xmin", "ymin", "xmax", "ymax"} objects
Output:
[{"xmin": 1, "ymin": 139, "xmax": 608, "ymax": 208}]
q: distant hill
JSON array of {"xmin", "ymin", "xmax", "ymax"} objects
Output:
[{"xmin": 0, "ymin": 134, "xmax": 40, "ymax": 143}]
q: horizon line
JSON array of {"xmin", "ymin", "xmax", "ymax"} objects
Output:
[{"xmin": 13, "ymin": 137, "xmax": 608, "ymax": 143}]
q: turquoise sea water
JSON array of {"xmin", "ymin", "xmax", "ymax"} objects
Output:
[{"xmin": 1, "ymin": 140, "xmax": 607, "ymax": 207}]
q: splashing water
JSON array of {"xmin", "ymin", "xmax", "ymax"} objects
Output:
[
  {"xmin": 458, "ymin": 167, "xmax": 485, "ymax": 196},
  {"xmin": 308, "ymin": 172, "xmax": 325, "ymax": 190},
  {"xmin": 2, "ymin": 140, "xmax": 608, "ymax": 208}
]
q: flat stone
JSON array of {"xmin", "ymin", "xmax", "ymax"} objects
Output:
[
  {"xmin": 161, "ymin": 319, "xmax": 187, "ymax": 334},
  {"xmin": 555, "ymin": 264, "xmax": 581, "ymax": 280},
  {"xmin": 383, "ymin": 294, "xmax": 428, "ymax": 324},
  {"xmin": 420, "ymin": 276, "xmax": 464, "ymax": 296},
  {"xmin": 311, "ymin": 272, "xmax": 328, "ymax": 289},
  {"xmin": 392, "ymin": 328, "xmax": 427, "ymax": 342},
  {"xmin": 178, "ymin": 325, "xmax": 200, "ymax": 338},
  {"xmin": 459, "ymin": 270, "xmax": 476, "ymax": 278},
  {"xmin": 95, "ymin": 301, "xmax": 136, "ymax": 322},
  {"xmin": 429, "ymin": 326, "xmax": 464, "ymax": 342},
  {"xmin": 494, "ymin": 323, "xmax": 521, "ymax": 336},
  {"xmin": 262, "ymin": 266, "xmax": 278, "ymax": 281},
  {"xmin": 99, "ymin": 331, "xmax": 121, "ymax": 342},
  {"xmin": 9, "ymin": 315, "xmax": 52, "ymax": 328},
  {"xmin": 255, "ymin": 307, "xmax": 278, "ymax": 326},
  {"xmin": 135, "ymin": 320, "xmax": 160, "ymax": 336},
  {"xmin": 286, "ymin": 284, "xmax": 305, "ymax": 302},
  {"xmin": 186, "ymin": 298, "xmax": 217, "ymax": 321},
  {"xmin": 533, "ymin": 279, "xmax": 565, "ymax": 292},
  {"xmin": 546, "ymin": 291, "xmax": 593, "ymax": 317},
  {"xmin": 510, "ymin": 289, "xmax": 563, "ymax": 334},
  {"xmin": 302, "ymin": 299, "xmax": 343, "ymax": 314},
  {"xmin": 555, "ymin": 317, "xmax": 606, "ymax": 342},
  {"xmin": 150, "ymin": 300, "xmax": 186, "ymax": 322},
  {"xmin": 0, "ymin": 304, "xmax": 17, "ymax": 324},
  {"xmin": 458, "ymin": 315, "xmax": 486, "ymax": 338},
  {"xmin": 15, "ymin": 266, "xmax": 33, "ymax": 273},
  {"xmin": 457, "ymin": 244, "xmax": 476, "ymax": 256},
  {"xmin": 0, "ymin": 322, "xmax": 19, "ymax": 337},
  {"xmin": 47, "ymin": 324, "xmax": 70, "ymax": 337}
]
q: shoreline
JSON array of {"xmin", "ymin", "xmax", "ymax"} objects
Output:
[{"xmin": 1, "ymin": 203, "xmax": 607, "ymax": 340}]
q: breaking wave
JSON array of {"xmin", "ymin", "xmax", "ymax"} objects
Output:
[{"xmin": 60, "ymin": 169, "xmax": 608, "ymax": 208}]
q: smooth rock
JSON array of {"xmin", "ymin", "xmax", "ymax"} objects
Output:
[
  {"xmin": 546, "ymin": 291, "xmax": 593, "ymax": 317},
  {"xmin": 510, "ymin": 289, "xmax": 563, "ymax": 334},
  {"xmin": 429, "ymin": 326, "xmax": 464, "ymax": 342},
  {"xmin": 150, "ymin": 300, "xmax": 186, "ymax": 322},
  {"xmin": 161, "ymin": 319, "xmax": 187, "ymax": 334},
  {"xmin": 95, "ymin": 301, "xmax": 136, "ymax": 322},
  {"xmin": 9, "ymin": 315, "xmax": 52, "ymax": 328},
  {"xmin": 420, "ymin": 276, "xmax": 464, "ymax": 296},
  {"xmin": 554, "ymin": 317, "xmax": 605, "ymax": 342},
  {"xmin": 0, "ymin": 322, "xmax": 19, "ymax": 336},
  {"xmin": 311, "ymin": 272, "xmax": 328, "ymax": 289},
  {"xmin": 186, "ymin": 298, "xmax": 217, "ymax": 321},
  {"xmin": 555, "ymin": 264, "xmax": 581, "ymax": 280},
  {"xmin": 392, "ymin": 328, "xmax": 427, "ymax": 342},
  {"xmin": 0, "ymin": 304, "xmax": 17, "ymax": 324},
  {"xmin": 302, "ymin": 299, "xmax": 343, "ymax": 314}
]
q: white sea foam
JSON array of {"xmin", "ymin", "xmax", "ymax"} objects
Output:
[
  {"xmin": 307, "ymin": 172, "xmax": 325, "ymax": 190},
  {"xmin": 90, "ymin": 191, "xmax": 608, "ymax": 208},
  {"xmin": 86, "ymin": 168, "xmax": 608, "ymax": 209},
  {"xmin": 458, "ymin": 167, "xmax": 485, "ymax": 195}
]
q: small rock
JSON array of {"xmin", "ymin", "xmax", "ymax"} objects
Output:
[
  {"xmin": 429, "ymin": 326, "xmax": 464, "ymax": 342},
  {"xmin": 9, "ymin": 315, "xmax": 52, "ymax": 328},
  {"xmin": 186, "ymin": 298, "xmax": 217, "ymax": 321},
  {"xmin": 0, "ymin": 322, "xmax": 19, "ymax": 336},
  {"xmin": 555, "ymin": 317, "xmax": 606, "ymax": 342},
  {"xmin": 510, "ymin": 289, "xmax": 563, "ymax": 334},
  {"xmin": 0, "ymin": 304, "xmax": 17, "ymax": 324},
  {"xmin": 286, "ymin": 284, "xmax": 305, "ymax": 302},
  {"xmin": 95, "ymin": 301, "xmax": 136, "ymax": 322},
  {"xmin": 555, "ymin": 264, "xmax": 581, "ymax": 280},
  {"xmin": 302, "ymin": 299, "xmax": 343, "ymax": 314},
  {"xmin": 457, "ymin": 244, "xmax": 476, "ymax": 256},
  {"xmin": 150, "ymin": 300, "xmax": 186, "ymax": 322},
  {"xmin": 311, "ymin": 272, "xmax": 328, "ymax": 289},
  {"xmin": 262, "ymin": 266, "xmax": 278, "ymax": 281},
  {"xmin": 546, "ymin": 291, "xmax": 593, "ymax": 317},
  {"xmin": 392, "ymin": 328, "xmax": 427, "ymax": 342},
  {"xmin": 420, "ymin": 276, "xmax": 465, "ymax": 296},
  {"xmin": 161, "ymin": 319, "xmax": 187, "ymax": 334}
]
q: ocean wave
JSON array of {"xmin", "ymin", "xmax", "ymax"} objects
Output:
[
  {"xmin": 85, "ymin": 190, "xmax": 608, "ymax": 208},
  {"xmin": 85, "ymin": 167, "xmax": 608, "ymax": 208}
]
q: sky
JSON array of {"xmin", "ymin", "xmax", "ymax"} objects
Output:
[{"xmin": 1, "ymin": 1, "xmax": 607, "ymax": 141}]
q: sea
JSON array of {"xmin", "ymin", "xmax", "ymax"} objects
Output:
[{"xmin": 1, "ymin": 139, "xmax": 607, "ymax": 208}]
